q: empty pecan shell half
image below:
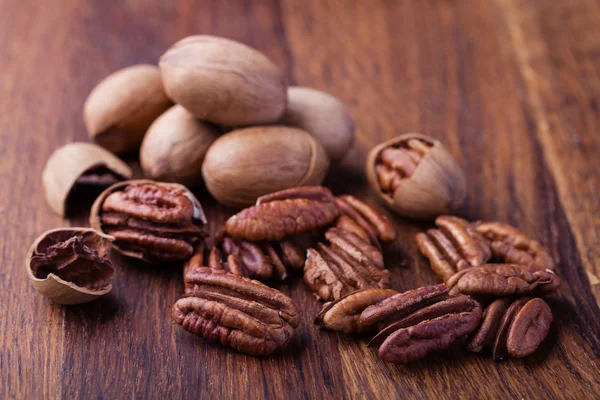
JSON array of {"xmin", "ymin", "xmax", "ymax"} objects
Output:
[
  {"xmin": 26, "ymin": 227, "xmax": 116, "ymax": 304},
  {"xmin": 475, "ymin": 221, "xmax": 555, "ymax": 270},
  {"xmin": 315, "ymin": 288, "xmax": 398, "ymax": 333},
  {"xmin": 334, "ymin": 195, "xmax": 396, "ymax": 248},
  {"xmin": 172, "ymin": 267, "xmax": 300, "ymax": 356},
  {"xmin": 224, "ymin": 186, "xmax": 339, "ymax": 241},
  {"xmin": 303, "ymin": 227, "xmax": 390, "ymax": 302},
  {"xmin": 446, "ymin": 264, "xmax": 560, "ymax": 297},
  {"xmin": 360, "ymin": 284, "xmax": 482, "ymax": 364},
  {"xmin": 416, "ymin": 215, "xmax": 491, "ymax": 282},
  {"xmin": 90, "ymin": 180, "xmax": 207, "ymax": 263},
  {"xmin": 468, "ymin": 297, "xmax": 552, "ymax": 360}
]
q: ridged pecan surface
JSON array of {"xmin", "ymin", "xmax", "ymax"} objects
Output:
[
  {"xmin": 334, "ymin": 195, "xmax": 396, "ymax": 248},
  {"xmin": 475, "ymin": 221, "xmax": 555, "ymax": 270},
  {"xmin": 224, "ymin": 186, "xmax": 339, "ymax": 241},
  {"xmin": 416, "ymin": 216, "xmax": 491, "ymax": 282},
  {"xmin": 173, "ymin": 267, "xmax": 300, "ymax": 356}
]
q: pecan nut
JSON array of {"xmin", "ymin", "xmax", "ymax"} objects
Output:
[
  {"xmin": 359, "ymin": 284, "xmax": 482, "ymax": 364},
  {"xmin": 173, "ymin": 267, "xmax": 300, "ymax": 356},
  {"xmin": 303, "ymin": 227, "xmax": 391, "ymax": 301},
  {"xmin": 90, "ymin": 180, "xmax": 207, "ymax": 263},
  {"xmin": 468, "ymin": 297, "xmax": 552, "ymax": 360},
  {"xmin": 224, "ymin": 186, "xmax": 339, "ymax": 241},
  {"xmin": 315, "ymin": 288, "xmax": 398, "ymax": 333},
  {"xmin": 446, "ymin": 264, "xmax": 560, "ymax": 297},
  {"xmin": 475, "ymin": 221, "xmax": 555, "ymax": 270},
  {"xmin": 334, "ymin": 195, "xmax": 396, "ymax": 248},
  {"xmin": 416, "ymin": 216, "xmax": 491, "ymax": 282}
]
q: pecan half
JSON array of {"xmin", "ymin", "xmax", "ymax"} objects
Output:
[
  {"xmin": 475, "ymin": 221, "xmax": 555, "ymax": 270},
  {"xmin": 359, "ymin": 284, "xmax": 482, "ymax": 364},
  {"xmin": 374, "ymin": 137, "xmax": 433, "ymax": 197},
  {"xmin": 468, "ymin": 297, "xmax": 552, "ymax": 360},
  {"xmin": 224, "ymin": 186, "xmax": 339, "ymax": 241},
  {"xmin": 315, "ymin": 288, "xmax": 398, "ymax": 333},
  {"xmin": 416, "ymin": 216, "xmax": 491, "ymax": 282},
  {"xmin": 173, "ymin": 267, "xmax": 300, "ymax": 356},
  {"xmin": 303, "ymin": 228, "xmax": 391, "ymax": 301},
  {"xmin": 334, "ymin": 195, "xmax": 396, "ymax": 248},
  {"xmin": 446, "ymin": 264, "xmax": 560, "ymax": 297},
  {"xmin": 90, "ymin": 180, "xmax": 207, "ymax": 263}
]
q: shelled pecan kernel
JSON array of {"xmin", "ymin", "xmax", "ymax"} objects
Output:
[
  {"xmin": 475, "ymin": 221, "xmax": 555, "ymax": 270},
  {"xmin": 90, "ymin": 180, "xmax": 207, "ymax": 263},
  {"xmin": 416, "ymin": 216, "xmax": 491, "ymax": 282},
  {"xmin": 173, "ymin": 267, "xmax": 300, "ymax": 356},
  {"xmin": 468, "ymin": 297, "xmax": 553, "ymax": 360},
  {"xmin": 224, "ymin": 186, "xmax": 339, "ymax": 242}
]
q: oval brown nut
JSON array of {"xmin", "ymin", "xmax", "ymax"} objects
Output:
[
  {"xmin": 90, "ymin": 180, "xmax": 207, "ymax": 263},
  {"xmin": 26, "ymin": 227, "xmax": 115, "ymax": 305},
  {"xmin": 446, "ymin": 264, "xmax": 560, "ymax": 297},
  {"xmin": 366, "ymin": 134, "xmax": 466, "ymax": 219},
  {"xmin": 202, "ymin": 126, "xmax": 330, "ymax": 207},
  {"xmin": 84, "ymin": 64, "xmax": 172, "ymax": 154},
  {"xmin": 315, "ymin": 288, "xmax": 397, "ymax": 333},
  {"xmin": 140, "ymin": 105, "xmax": 219, "ymax": 187},
  {"xmin": 173, "ymin": 267, "xmax": 300, "ymax": 356},
  {"xmin": 278, "ymin": 87, "xmax": 355, "ymax": 163},
  {"xmin": 42, "ymin": 142, "xmax": 132, "ymax": 217},
  {"xmin": 159, "ymin": 35, "xmax": 287, "ymax": 126}
]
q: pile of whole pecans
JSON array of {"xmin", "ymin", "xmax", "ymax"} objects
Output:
[{"xmin": 27, "ymin": 35, "xmax": 562, "ymax": 366}]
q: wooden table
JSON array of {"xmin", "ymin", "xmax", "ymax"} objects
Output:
[{"xmin": 2, "ymin": 0, "xmax": 600, "ymax": 398}]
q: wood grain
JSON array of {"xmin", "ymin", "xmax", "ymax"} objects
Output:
[{"xmin": 1, "ymin": 0, "xmax": 599, "ymax": 398}]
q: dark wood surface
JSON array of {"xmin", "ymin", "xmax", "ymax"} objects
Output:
[{"xmin": 2, "ymin": 0, "xmax": 600, "ymax": 398}]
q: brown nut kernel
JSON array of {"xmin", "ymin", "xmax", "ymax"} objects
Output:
[
  {"xmin": 360, "ymin": 284, "xmax": 482, "ymax": 364},
  {"xmin": 315, "ymin": 288, "xmax": 398, "ymax": 333},
  {"xmin": 303, "ymin": 228, "xmax": 390, "ymax": 302},
  {"xmin": 26, "ymin": 228, "xmax": 115, "ymax": 304},
  {"xmin": 366, "ymin": 134, "xmax": 467, "ymax": 219},
  {"xmin": 42, "ymin": 143, "xmax": 132, "ymax": 217},
  {"xmin": 467, "ymin": 297, "xmax": 552, "ymax": 360},
  {"xmin": 84, "ymin": 65, "xmax": 172, "ymax": 154},
  {"xmin": 90, "ymin": 180, "xmax": 207, "ymax": 263},
  {"xmin": 173, "ymin": 267, "xmax": 300, "ymax": 356},
  {"xmin": 278, "ymin": 87, "xmax": 355, "ymax": 163},
  {"xmin": 446, "ymin": 264, "xmax": 560, "ymax": 297},
  {"xmin": 202, "ymin": 126, "xmax": 330, "ymax": 207},
  {"xmin": 224, "ymin": 186, "xmax": 339, "ymax": 242},
  {"xmin": 475, "ymin": 221, "xmax": 555, "ymax": 270},
  {"xmin": 160, "ymin": 36, "xmax": 287, "ymax": 126},
  {"xmin": 416, "ymin": 216, "xmax": 491, "ymax": 282},
  {"xmin": 140, "ymin": 105, "xmax": 219, "ymax": 187}
]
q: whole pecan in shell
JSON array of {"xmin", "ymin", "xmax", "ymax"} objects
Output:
[
  {"xmin": 224, "ymin": 186, "xmax": 339, "ymax": 241},
  {"xmin": 475, "ymin": 221, "xmax": 555, "ymax": 270},
  {"xmin": 416, "ymin": 216, "xmax": 491, "ymax": 282},
  {"xmin": 173, "ymin": 267, "xmax": 300, "ymax": 356},
  {"xmin": 303, "ymin": 228, "xmax": 390, "ymax": 301},
  {"xmin": 468, "ymin": 297, "xmax": 552, "ymax": 360},
  {"xmin": 90, "ymin": 180, "xmax": 207, "ymax": 263},
  {"xmin": 446, "ymin": 264, "xmax": 560, "ymax": 297},
  {"xmin": 359, "ymin": 284, "xmax": 482, "ymax": 364},
  {"xmin": 315, "ymin": 288, "xmax": 398, "ymax": 333}
]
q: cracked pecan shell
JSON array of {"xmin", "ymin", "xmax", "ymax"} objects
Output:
[
  {"xmin": 468, "ymin": 297, "xmax": 552, "ymax": 360},
  {"xmin": 303, "ymin": 227, "xmax": 390, "ymax": 302},
  {"xmin": 224, "ymin": 186, "xmax": 339, "ymax": 242},
  {"xmin": 173, "ymin": 267, "xmax": 300, "ymax": 356},
  {"xmin": 90, "ymin": 180, "xmax": 207, "ymax": 263},
  {"xmin": 360, "ymin": 284, "xmax": 482, "ymax": 364},
  {"xmin": 315, "ymin": 288, "xmax": 398, "ymax": 333},
  {"xmin": 475, "ymin": 221, "xmax": 555, "ymax": 270},
  {"xmin": 26, "ymin": 227, "xmax": 116, "ymax": 304},
  {"xmin": 446, "ymin": 264, "xmax": 560, "ymax": 297},
  {"xmin": 416, "ymin": 215, "xmax": 491, "ymax": 282}
]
